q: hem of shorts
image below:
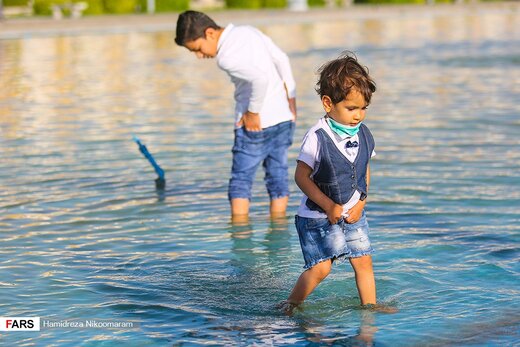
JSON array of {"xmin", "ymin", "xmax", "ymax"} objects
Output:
[
  {"xmin": 269, "ymin": 193, "xmax": 289, "ymax": 200},
  {"xmin": 349, "ymin": 249, "xmax": 375, "ymax": 258},
  {"xmin": 303, "ymin": 252, "xmax": 350, "ymax": 270},
  {"xmin": 228, "ymin": 195, "xmax": 251, "ymax": 201}
]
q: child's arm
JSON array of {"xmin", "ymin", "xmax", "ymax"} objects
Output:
[
  {"xmin": 263, "ymin": 36, "xmax": 296, "ymax": 100},
  {"xmin": 288, "ymin": 97, "xmax": 297, "ymax": 120},
  {"xmin": 284, "ymin": 85, "xmax": 297, "ymax": 121},
  {"xmin": 219, "ymin": 52, "xmax": 268, "ymax": 132},
  {"xmin": 262, "ymin": 33, "xmax": 297, "ymax": 120},
  {"xmin": 295, "ymin": 161, "xmax": 343, "ymax": 224},
  {"xmin": 345, "ymin": 164, "xmax": 370, "ymax": 224}
]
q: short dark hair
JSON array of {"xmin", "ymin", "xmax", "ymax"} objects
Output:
[
  {"xmin": 175, "ymin": 11, "xmax": 221, "ymax": 46},
  {"xmin": 316, "ymin": 51, "xmax": 376, "ymax": 105}
]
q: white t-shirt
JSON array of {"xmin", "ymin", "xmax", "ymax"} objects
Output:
[
  {"xmin": 297, "ymin": 117, "xmax": 376, "ymax": 219},
  {"xmin": 216, "ymin": 24, "xmax": 296, "ymax": 129}
]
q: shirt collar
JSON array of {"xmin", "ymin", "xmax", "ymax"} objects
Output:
[{"xmin": 217, "ymin": 23, "xmax": 234, "ymax": 53}]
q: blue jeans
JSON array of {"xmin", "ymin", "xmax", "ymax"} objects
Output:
[
  {"xmin": 295, "ymin": 210, "xmax": 374, "ymax": 270},
  {"xmin": 229, "ymin": 121, "xmax": 294, "ymax": 201}
]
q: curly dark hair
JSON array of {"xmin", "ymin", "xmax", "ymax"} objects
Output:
[
  {"xmin": 175, "ymin": 11, "xmax": 221, "ymax": 46},
  {"xmin": 316, "ymin": 51, "xmax": 376, "ymax": 105}
]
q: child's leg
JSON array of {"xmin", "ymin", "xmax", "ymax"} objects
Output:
[
  {"xmin": 269, "ymin": 196, "xmax": 288, "ymax": 218},
  {"xmin": 229, "ymin": 127, "xmax": 266, "ymax": 218},
  {"xmin": 231, "ymin": 198, "xmax": 250, "ymax": 218},
  {"xmin": 264, "ymin": 121, "xmax": 293, "ymax": 217},
  {"xmin": 288, "ymin": 259, "xmax": 332, "ymax": 305},
  {"xmin": 349, "ymin": 255, "xmax": 376, "ymax": 305}
]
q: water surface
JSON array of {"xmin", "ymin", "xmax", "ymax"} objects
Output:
[{"xmin": 0, "ymin": 8, "xmax": 519, "ymax": 346}]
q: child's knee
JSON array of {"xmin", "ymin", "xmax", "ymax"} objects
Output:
[
  {"xmin": 351, "ymin": 255, "xmax": 373, "ymax": 273},
  {"xmin": 310, "ymin": 260, "xmax": 332, "ymax": 280}
]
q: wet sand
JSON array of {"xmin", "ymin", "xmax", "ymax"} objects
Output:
[{"xmin": 0, "ymin": 2, "xmax": 518, "ymax": 39}]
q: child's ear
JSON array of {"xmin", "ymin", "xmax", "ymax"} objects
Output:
[
  {"xmin": 322, "ymin": 96, "xmax": 333, "ymax": 113},
  {"xmin": 205, "ymin": 27, "xmax": 216, "ymax": 40}
]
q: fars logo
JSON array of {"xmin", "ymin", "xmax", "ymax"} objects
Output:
[{"xmin": 0, "ymin": 317, "xmax": 40, "ymax": 331}]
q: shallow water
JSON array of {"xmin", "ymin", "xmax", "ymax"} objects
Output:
[{"xmin": 1, "ymin": 8, "xmax": 519, "ymax": 346}]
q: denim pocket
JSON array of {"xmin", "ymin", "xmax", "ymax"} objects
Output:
[
  {"xmin": 277, "ymin": 121, "xmax": 295, "ymax": 147},
  {"xmin": 233, "ymin": 127, "xmax": 264, "ymax": 155},
  {"xmin": 305, "ymin": 217, "xmax": 330, "ymax": 230},
  {"xmin": 307, "ymin": 218, "xmax": 343, "ymax": 241},
  {"xmin": 243, "ymin": 128, "xmax": 264, "ymax": 141}
]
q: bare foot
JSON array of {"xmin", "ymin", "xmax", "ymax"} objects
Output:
[
  {"xmin": 361, "ymin": 303, "xmax": 398, "ymax": 313},
  {"xmin": 276, "ymin": 300, "xmax": 299, "ymax": 316}
]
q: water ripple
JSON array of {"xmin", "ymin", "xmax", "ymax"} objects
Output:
[{"xmin": 1, "ymin": 8, "xmax": 519, "ymax": 346}]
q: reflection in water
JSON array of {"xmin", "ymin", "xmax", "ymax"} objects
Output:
[
  {"xmin": 228, "ymin": 216, "xmax": 292, "ymax": 280},
  {"xmin": 0, "ymin": 6, "xmax": 519, "ymax": 346},
  {"xmin": 291, "ymin": 309, "xmax": 378, "ymax": 346}
]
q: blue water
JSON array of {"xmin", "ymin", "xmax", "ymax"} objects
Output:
[{"xmin": 1, "ymin": 8, "xmax": 519, "ymax": 346}]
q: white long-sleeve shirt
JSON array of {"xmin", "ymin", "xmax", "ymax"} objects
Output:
[{"xmin": 216, "ymin": 24, "xmax": 296, "ymax": 129}]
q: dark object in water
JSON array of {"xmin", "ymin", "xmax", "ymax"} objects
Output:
[
  {"xmin": 155, "ymin": 177, "xmax": 166, "ymax": 190},
  {"xmin": 133, "ymin": 135, "xmax": 166, "ymax": 190}
]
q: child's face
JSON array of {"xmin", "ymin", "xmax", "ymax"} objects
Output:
[
  {"xmin": 322, "ymin": 89, "xmax": 368, "ymax": 126},
  {"xmin": 183, "ymin": 28, "xmax": 219, "ymax": 59}
]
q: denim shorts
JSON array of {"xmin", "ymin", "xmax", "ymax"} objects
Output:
[
  {"xmin": 229, "ymin": 121, "xmax": 295, "ymax": 201},
  {"xmin": 295, "ymin": 210, "xmax": 374, "ymax": 270}
]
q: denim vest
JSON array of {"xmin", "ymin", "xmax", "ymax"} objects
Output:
[{"xmin": 305, "ymin": 124, "xmax": 375, "ymax": 213}]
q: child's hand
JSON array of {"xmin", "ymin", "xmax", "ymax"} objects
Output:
[
  {"xmin": 237, "ymin": 111, "xmax": 261, "ymax": 131},
  {"xmin": 345, "ymin": 200, "xmax": 366, "ymax": 224},
  {"xmin": 326, "ymin": 203, "xmax": 343, "ymax": 224},
  {"xmin": 288, "ymin": 97, "xmax": 297, "ymax": 121}
]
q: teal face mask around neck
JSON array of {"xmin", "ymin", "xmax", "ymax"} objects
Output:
[{"xmin": 326, "ymin": 117, "xmax": 362, "ymax": 138}]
